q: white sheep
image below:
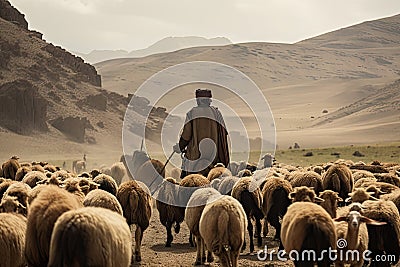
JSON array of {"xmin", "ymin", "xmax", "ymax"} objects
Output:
[
  {"xmin": 185, "ymin": 187, "xmax": 221, "ymax": 265},
  {"xmin": 48, "ymin": 207, "xmax": 132, "ymax": 267},
  {"xmin": 199, "ymin": 195, "xmax": 247, "ymax": 267}
]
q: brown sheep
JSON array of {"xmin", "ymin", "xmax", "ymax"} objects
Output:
[
  {"xmin": 352, "ymin": 170, "xmax": 375, "ymax": 182},
  {"xmin": 281, "ymin": 202, "xmax": 336, "ymax": 266},
  {"xmin": 15, "ymin": 166, "xmax": 31, "ymax": 181},
  {"xmin": 117, "ymin": 180, "xmax": 152, "ymax": 262},
  {"xmin": 199, "ymin": 195, "xmax": 247, "ymax": 267},
  {"xmin": 322, "ymin": 163, "xmax": 354, "ymax": 203},
  {"xmin": 83, "ymin": 189, "xmax": 123, "ymax": 215},
  {"xmin": 2, "ymin": 182, "xmax": 31, "ymax": 216},
  {"xmin": 318, "ymin": 190, "xmax": 342, "ymax": 218},
  {"xmin": 288, "ymin": 170, "xmax": 323, "ymax": 195},
  {"xmin": 110, "ymin": 162, "xmax": 126, "ymax": 185},
  {"xmin": 207, "ymin": 166, "xmax": 232, "ymax": 182},
  {"xmin": 346, "ymin": 187, "xmax": 379, "ymax": 204},
  {"xmin": 289, "ymin": 186, "xmax": 324, "ymax": 203},
  {"xmin": 232, "ymin": 177, "xmax": 264, "ymax": 253},
  {"xmin": 93, "ymin": 174, "xmax": 118, "ymax": 195},
  {"xmin": 22, "ymin": 171, "xmax": 46, "ymax": 188},
  {"xmin": 25, "ymin": 185, "xmax": 83, "ymax": 266},
  {"xmin": 0, "ymin": 195, "xmax": 27, "ymax": 215},
  {"xmin": 2, "ymin": 156, "xmax": 20, "ymax": 180},
  {"xmin": 48, "ymin": 207, "xmax": 131, "ymax": 267},
  {"xmin": 261, "ymin": 177, "xmax": 292, "ymax": 248},
  {"xmin": 374, "ymin": 173, "xmax": 400, "ymax": 187}
]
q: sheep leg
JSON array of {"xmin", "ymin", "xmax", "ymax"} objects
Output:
[
  {"xmin": 194, "ymin": 236, "xmax": 203, "ymax": 265},
  {"xmin": 135, "ymin": 226, "xmax": 143, "ymax": 262},
  {"xmin": 189, "ymin": 231, "xmax": 195, "ymax": 247},
  {"xmin": 255, "ymin": 218, "xmax": 262, "ymax": 247},
  {"xmin": 267, "ymin": 213, "xmax": 281, "ymax": 241},
  {"xmin": 165, "ymin": 221, "xmax": 173, "ymax": 247},
  {"xmin": 247, "ymin": 218, "xmax": 254, "ymax": 253},
  {"xmin": 231, "ymin": 250, "xmax": 239, "ymax": 267},
  {"xmin": 263, "ymin": 218, "xmax": 269, "ymax": 237}
]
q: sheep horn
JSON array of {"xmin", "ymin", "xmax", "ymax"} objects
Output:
[
  {"xmin": 345, "ymin": 197, "xmax": 352, "ymax": 203},
  {"xmin": 369, "ymin": 195, "xmax": 379, "ymax": 201}
]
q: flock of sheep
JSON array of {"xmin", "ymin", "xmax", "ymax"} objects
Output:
[{"xmin": 0, "ymin": 152, "xmax": 400, "ymax": 267}]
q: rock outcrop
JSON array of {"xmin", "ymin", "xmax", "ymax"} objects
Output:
[
  {"xmin": 0, "ymin": 0, "xmax": 28, "ymax": 29},
  {"xmin": 81, "ymin": 94, "xmax": 107, "ymax": 111},
  {"xmin": 50, "ymin": 116, "xmax": 91, "ymax": 143},
  {"xmin": 0, "ymin": 80, "xmax": 48, "ymax": 134}
]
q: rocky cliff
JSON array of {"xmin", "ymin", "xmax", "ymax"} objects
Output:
[{"xmin": 0, "ymin": 0, "xmax": 28, "ymax": 29}]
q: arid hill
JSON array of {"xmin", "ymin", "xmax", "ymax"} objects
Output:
[{"xmin": 96, "ymin": 14, "xmax": 400, "ymax": 148}]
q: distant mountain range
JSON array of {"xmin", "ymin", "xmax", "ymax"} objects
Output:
[{"xmin": 75, "ymin": 36, "xmax": 232, "ymax": 64}]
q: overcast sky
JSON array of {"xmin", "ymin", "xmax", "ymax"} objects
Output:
[{"xmin": 11, "ymin": 0, "xmax": 400, "ymax": 54}]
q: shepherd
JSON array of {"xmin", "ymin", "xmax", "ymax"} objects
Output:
[{"xmin": 173, "ymin": 89, "xmax": 230, "ymax": 178}]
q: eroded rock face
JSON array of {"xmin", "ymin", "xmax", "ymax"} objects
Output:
[
  {"xmin": 0, "ymin": 80, "xmax": 48, "ymax": 134},
  {"xmin": 50, "ymin": 116, "xmax": 91, "ymax": 143},
  {"xmin": 82, "ymin": 94, "xmax": 107, "ymax": 111},
  {"xmin": 0, "ymin": 0, "xmax": 28, "ymax": 29}
]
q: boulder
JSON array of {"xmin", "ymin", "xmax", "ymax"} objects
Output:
[{"xmin": 51, "ymin": 116, "xmax": 91, "ymax": 143}]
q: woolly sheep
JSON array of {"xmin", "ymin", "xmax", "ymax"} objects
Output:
[
  {"xmin": 318, "ymin": 190, "xmax": 342, "ymax": 218},
  {"xmin": 322, "ymin": 163, "xmax": 354, "ymax": 202},
  {"xmin": 281, "ymin": 202, "xmax": 336, "ymax": 266},
  {"xmin": 207, "ymin": 166, "xmax": 232, "ymax": 182},
  {"xmin": 346, "ymin": 187, "xmax": 379, "ymax": 204},
  {"xmin": 0, "ymin": 180, "xmax": 15, "ymax": 200},
  {"xmin": 350, "ymin": 164, "xmax": 389, "ymax": 174},
  {"xmin": 334, "ymin": 210, "xmax": 386, "ymax": 267},
  {"xmin": 83, "ymin": 189, "xmax": 123, "ymax": 215},
  {"xmin": 93, "ymin": 174, "xmax": 118, "ymax": 195},
  {"xmin": 380, "ymin": 189, "xmax": 400, "ymax": 214},
  {"xmin": 289, "ymin": 186, "xmax": 324, "ymax": 203},
  {"xmin": 61, "ymin": 177, "xmax": 87, "ymax": 202},
  {"xmin": 0, "ymin": 195, "xmax": 26, "ymax": 215},
  {"xmin": 25, "ymin": 185, "xmax": 83, "ymax": 266},
  {"xmin": 27, "ymin": 184, "xmax": 48, "ymax": 205},
  {"xmin": 99, "ymin": 165, "xmax": 112, "ymax": 176},
  {"xmin": 231, "ymin": 176, "xmax": 264, "ymax": 252},
  {"xmin": 117, "ymin": 180, "xmax": 152, "ymax": 262},
  {"xmin": 288, "ymin": 170, "xmax": 323, "ymax": 195},
  {"xmin": 218, "ymin": 176, "xmax": 239, "ymax": 195},
  {"xmin": 0, "ymin": 213, "xmax": 27, "ymax": 267},
  {"xmin": 2, "ymin": 182, "xmax": 31, "ymax": 216},
  {"xmin": 1, "ymin": 156, "xmax": 20, "ymax": 180},
  {"xmin": 352, "ymin": 170, "xmax": 375, "ymax": 182},
  {"xmin": 261, "ymin": 153, "xmax": 274, "ymax": 168},
  {"xmin": 15, "ymin": 166, "xmax": 31, "ymax": 181},
  {"xmin": 374, "ymin": 173, "xmax": 400, "ymax": 187},
  {"xmin": 261, "ymin": 177, "xmax": 292, "ymax": 248},
  {"xmin": 199, "ymin": 195, "xmax": 247, "ymax": 267},
  {"xmin": 354, "ymin": 177, "xmax": 377, "ymax": 188},
  {"xmin": 238, "ymin": 169, "xmax": 252, "ymax": 178},
  {"xmin": 178, "ymin": 174, "xmax": 210, "ymax": 246},
  {"xmin": 50, "ymin": 170, "xmax": 73, "ymax": 181},
  {"xmin": 22, "ymin": 171, "xmax": 46, "ymax": 188},
  {"xmin": 185, "ymin": 187, "xmax": 221, "ymax": 265},
  {"xmin": 361, "ymin": 200, "xmax": 400, "ymax": 266},
  {"xmin": 48, "ymin": 207, "xmax": 132, "ymax": 267},
  {"xmin": 110, "ymin": 161, "xmax": 126, "ymax": 185},
  {"xmin": 154, "ymin": 177, "xmax": 183, "ymax": 247},
  {"xmin": 210, "ymin": 178, "xmax": 221, "ymax": 190}
]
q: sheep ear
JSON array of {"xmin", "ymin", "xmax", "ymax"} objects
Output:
[
  {"xmin": 89, "ymin": 181, "xmax": 100, "ymax": 187},
  {"xmin": 289, "ymin": 192, "xmax": 296, "ymax": 200},
  {"xmin": 17, "ymin": 202, "xmax": 27, "ymax": 210},
  {"xmin": 334, "ymin": 216, "xmax": 348, "ymax": 222},
  {"xmin": 360, "ymin": 216, "xmax": 387, "ymax": 225},
  {"xmin": 337, "ymin": 197, "xmax": 343, "ymax": 202},
  {"xmin": 314, "ymin": 196, "xmax": 324, "ymax": 203},
  {"xmin": 345, "ymin": 197, "xmax": 352, "ymax": 203},
  {"xmin": 348, "ymin": 192, "xmax": 353, "ymax": 196}
]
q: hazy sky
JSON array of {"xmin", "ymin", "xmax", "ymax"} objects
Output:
[{"xmin": 11, "ymin": 0, "xmax": 400, "ymax": 53}]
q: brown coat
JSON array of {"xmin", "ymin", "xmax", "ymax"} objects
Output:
[{"xmin": 180, "ymin": 105, "xmax": 229, "ymax": 172}]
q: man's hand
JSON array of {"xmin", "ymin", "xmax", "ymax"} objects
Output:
[{"xmin": 173, "ymin": 143, "xmax": 181, "ymax": 153}]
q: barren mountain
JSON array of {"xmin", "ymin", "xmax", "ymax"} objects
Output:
[
  {"xmin": 76, "ymin": 36, "xmax": 232, "ymax": 64},
  {"xmin": 0, "ymin": 0, "xmax": 166, "ymax": 163},
  {"xmin": 96, "ymin": 14, "xmax": 400, "ymax": 148}
]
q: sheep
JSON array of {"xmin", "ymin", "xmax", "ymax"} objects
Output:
[
  {"xmin": 261, "ymin": 177, "xmax": 292, "ymax": 248},
  {"xmin": 334, "ymin": 210, "xmax": 386, "ymax": 267},
  {"xmin": 15, "ymin": 166, "xmax": 31, "ymax": 181},
  {"xmin": 0, "ymin": 212, "xmax": 27, "ymax": 267},
  {"xmin": 374, "ymin": 173, "xmax": 400, "ymax": 187},
  {"xmin": 350, "ymin": 164, "xmax": 388, "ymax": 173},
  {"xmin": 218, "ymin": 176, "xmax": 239, "ymax": 195},
  {"xmin": 27, "ymin": 184, "xmax": 48, "ymax": 205},
  {"xmin": 231, "ymin": 176, "xmax": 264, "ymax": 253},
  {"xmin": 72, "ymin": 159, "xmax": 86, "ymax": 174},
  {"xmin": 352, "ymin": 170, "xmax": 375, "ymax": 182},
  {"xmin": 361, "ymin": 200, "xmax": 400, "ymax": 267},
  {"xmin": 207, "ymin": 166, "xmax": 232, "ymax": 182},
  {"xmin": 281, "ymin": 201, "xmax": 337, "ymax": 266},
  {"xmin": 50, "ymin": 170, "xmax": 73, "ymax": 181},
  {"xmin": 354, "ymin": 177, "xmax": 377, "ymax": 188},
  {"xmin": 2, "ymin": 182, "xmax": 31, "ymax": 216},
  {"xmin": 322, "ymin": 163, "xmax": 354, "ymax": 203},
  {"xmin": 289, "ymin": 186, "xmax": 324, "ymax": 203},
  {"xmin": 380, "ymin": 189, "xmax": 400, "ymax": 213},
  {"xmin": 178, "ymin": 173, "xmax": 210, "ymax": 247},
  {"xmin": 227, "ymin": 161, "xmax": 240, "ymax": 176},
  {"xmin": 48, "ymin": 207, "xmax": 132, "ymax": 267},
  {"xmin": 346, "ymin": 187, "xmax": 379, "ymax": 204},
  {"xmin": 288, "ymin": 170, "xmax": 323, "ymax": 195},
  {"xmin": 93, "ymin": 173, "xmax": 118, "ymax": 195},
  {"xmin": 31, "ymin": 164, "xmax": 45, "ymax": 173},
  {"xmin": 185, "ymin": 187, "xmax": 221, "ymax": 265},
  {"xmin": 83, "ymin": 189, "xmax": 123, "ymax": 215},
  {"xmin": 154, "ymin": 177, "xmax": 182, "ymax": 247},
  {"xmin": 99, "ymin": 165, "xmax": 112, "ymax": 176},
  {"xmin": 117, "ymin": 180, "xmax": 152, "ymax": 262},
  {"xmin": 60, "ymin": 177, "xmax": 87, "ymax": 202},
  {"xmin": 313, "ymin": 165, "xmax": 324, "ymax": 175},
  {"xmin": 0, "ymin": 179, "xmax": 15, "ymax": 200},
  {"xmin": 199, "ymin": 195, "xmax": 247, "ymax": 267},
  {"xmin": 319, "ymin": 190, "xmax": 342, "ymax": 218},
  {"xmin": 90, "ymin": 168, "xmax": 101, "ymax": 178},
  {"xmin": 22, "ymin": 171, "xmax": 46, "ymax": 188},
  {"xmin": 25, "ymin": 185, "xmax": 83, "ymax": 266},
  {"xmin": 261, "ymin": 153, "xmax": 274, "ymax": 168},
  {"xmin": 357, "ymin": 181, "xmax": 398, "ymax": 194},
  {"xmin": 110, "ymin": 161, "xmax": 126, "ymax": 185},
  {"xmin": 0, "ymin": 195, "xmax": 26, "ymax": 214},
  {"xmin": 1, "ymin": 155, "xmax": 20, "ymax": 180},
  {"xmin": 43, "ymin": 164, "xmax": 59, "ymax": 173},
  {"xmin": 238, "ymin": 169, "xmax": 252, "ymax": 177},
  {"xmin": 210, "ymin": 178, "xmax": 221, "ymax": 190}
]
